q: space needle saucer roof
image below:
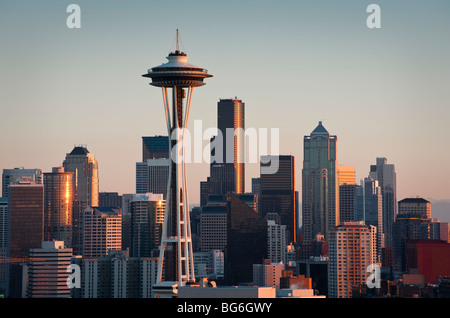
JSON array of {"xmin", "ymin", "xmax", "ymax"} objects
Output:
[{"xmin": 142, "ymin": 31, "xmax": 212, "ymax": 88}]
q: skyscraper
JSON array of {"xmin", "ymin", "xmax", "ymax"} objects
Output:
[
  {"xmin": 225, "ymin": 193, "xmax": 267, "ymax": 286},
  {"xmin": 398, "ymin": 197, "xmax": 431, "ymax": 218},
  {"xmin": 215, "ymin": 98, "xmax": 245, "ymax": 194},
  {"xmin": 62, "ymin": 146, "xmax": 99, "ymax": 208},
  {"xmin": 82, "ymin": 206, "xmax": 122, "ymax": 257},
  {"xmin": 43, "ymin": 167, "xmax": 74, "ymax": 247},
  {"xmin": 137, "ymin": 135, "xmax": 170, "ymax": 197},
  {"xmin": 2, "ymin": 168, "xmax": 42, "ymax": 199},
  {"xmin": 339, "ymin": 184, "xmax": 359, "ymax": 224},
  {"xmin": 328, "ymin": 221, "xmax": 377, "ymax": 298},
  {"xmin": 99, "ymin": 192, "xmax": 123, "ymax": 208},
  {"xmin": 202, "ymin": 98, "xmax": 246, "ymax": 201},
  {"xmin": 27, "ymin": 241, "xmax": 73, "ymax": 298},
  {"xmin": 62, "ymin": 145, "xmax": 99, "ymax": 254},
  {"xmin": 267, "ymin": 220, "xmax": 287, "ymax": 264},
  {"xmin": 392, "ymin": 211, "xmax": 433, "ymax": 274},
  {"xmin": 302, "ymin": 121, "xmax": 339, "ymax": 244},
  {"xmin": 8, "ymin": 182, "xmax": 44, "ymax": 259},
  {"xmin": 129, "ymin": 193, "xmax": 165, "ymax": 257},
  {"xmin": 369, "ymin": 157, "xmax": 396, "ymax": 248},
  {"xmin": 199, "ymin": 205, "xmax": 227, "ymax": 253},
  {"xmin": 260, "ymin": 155, "xmax": 296, "ymax": 243},
  {"xmin": 361, "ymin": 177, "xmax": 384, "ymax": 262},
  {"xmin": 136, "ymin": 158, "xmax": 170, "ymax": 197},
  {"xmin": 7, "ymin": 181, "xmax": 44, "ymax": 298},
  {"xmin": 142, "ymin": 135, "xmax": 170, "ymax": 161}
]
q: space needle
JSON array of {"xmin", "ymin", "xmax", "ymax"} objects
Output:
[{"xmin": 142, "ymin": 30, "xmax": 212, "ymax": 297}]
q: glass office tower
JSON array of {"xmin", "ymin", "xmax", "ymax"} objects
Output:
[{"xmin": 302, "ymin": 121, "xmax": 338, "ymax": 245}]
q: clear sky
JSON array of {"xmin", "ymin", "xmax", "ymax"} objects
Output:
[{"xmin": 1, "ymin": 1, "xmax": 450, "ymax": 210}]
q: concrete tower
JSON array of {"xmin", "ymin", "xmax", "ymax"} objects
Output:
[{"xmin": 142, "ymin": 30, "xmax": 212, "ymax": 296}]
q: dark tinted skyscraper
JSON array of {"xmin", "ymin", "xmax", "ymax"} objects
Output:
[
  {"xmin": 208, "ymin": 98, "xmax": 245, "ymax": 195},
  {"xmin": 8, "ymin": 182, "xmax": 44, "ymax": 258},
  {"xmin": 260, "ymin": 155, "xmax": 296, "ymax": 243},
  {"xmin": 7, "ymin": 181, "xmax": 44, "ymax": 297},
  {"xmin": 302, "ymin": 122, "xmax": 338, "ymax": 244},
  {"xmin": 142, "ymin": 136, "xmax": 170, "ymax": 161},
  {"xmin": 225, "ymin": 193, "xmax": 267, "ymax": 286}
]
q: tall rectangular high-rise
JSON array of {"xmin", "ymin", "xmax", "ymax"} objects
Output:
[
  {"xmin": 62, "ymin": 146, "xmax": 99, "ymax": 255},
  {"xmin": 302, "ymin": 121, "xmax": 339, "ymax": 244},
  {"xmin": 208, "ymin": 98, "xmax": 245, "ymax": 196},
  {"xmin": 8, "ymin": 182, "xmax": 44, "ymax": 258},
  {"xmin": 43, "ymin": 167, "xmax": 74, "ymax": 248},
  {"xmin": 62, "ymin": 146, "xmax": 99, "ymax": 207},
  {"xmin": 328, "ymin": 221, "xmax": 377, "ymax": 298},
  {"xmin": 260, "ymin": 155, "xmax": 296, "ymax": 243},
  {"xmin": 225, "ymin": 193, "xmax": 267, "ymax": 286},
  {"xmin": 369, "ymin": 157, "xmax": 396, "ymax": 248},
  {"xmin": 7, "ymin": 181, "xmax": 44, "ymax": 298},
  {"xmin": 361, "ymin": 177, "xmax": 384, "ymax": 262}
]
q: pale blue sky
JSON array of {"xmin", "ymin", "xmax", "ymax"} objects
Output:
[{"xmin": 1, "ymin": 1, "xmax": 450, "ymax": 210}]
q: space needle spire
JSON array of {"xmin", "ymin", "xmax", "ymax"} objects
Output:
[{"xmin": 142, "ymin": 30, "xmax": 212, "ymax": 297}]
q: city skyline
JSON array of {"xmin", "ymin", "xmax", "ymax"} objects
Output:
[{"xmin": 1, "ymin": 0, "xmax": 450, "ymax": 222}]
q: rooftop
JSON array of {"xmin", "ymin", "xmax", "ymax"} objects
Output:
[
  {"xmin": 399, "ymin": 198, "xmax": 430, "ymax": 204},
  {"xmin": 311, "ymin": 121, "xmax": 329, "ymax": 135},
  {"xmin": 69, "ymin": 146, "xmax": 89, "ymax": 155}
]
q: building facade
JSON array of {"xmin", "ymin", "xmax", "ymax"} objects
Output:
[
  {"xmin": 201, "ymin": 98, "xmax": 246, "ymax": 201},
  {"xmin": 129, "ymin": 193, "xmax": 165, "ymax": 257},
  {"xmin": 2, "ymin": 168, "xmax": 42, "ymax": 199},
  {"xmin": 27, "ymin": 241, "xmax": 73, "ymax": 298},
  {"xmin": 328, "ymin": 221, "xmax": 377, "ymax": 298},
  {"xmin": 260, "ymin": 155, "xmax": 296, "ymax": 243},
  {"xmin": 62, "ymin": 146, "xmax": 99, "ymax": 255},
  {"xmin": 369, "ymin": 157, "xmax": 396, "ymax": 248},
  {"xmin": 225, "ymin": 193, "xmax": 267, "ymax": 286},
  {"xmin": 43, "ymin": 167, "xmax": 74, "ymax": 248},
  {"xmin": 267, "ymin": 220, "xmax": 286, "ymax": 264},
  {"xmin": 398, "ymin": 198, "xmax": 431, "ymax": 218},
  {"xmin": 302, "ymin": 121, "xmax": 339, "ymax": 245},
  {"xmin": 136, "ymin": 158, "xmax": 170, "ymax": 197},
  {"xmin": 82, "ymin": 207, "xmax": 122, "ymax": 257}
]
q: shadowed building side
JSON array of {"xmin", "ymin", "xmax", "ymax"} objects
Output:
[{"xmin": 224, "ymin": 193, "xmax": 267, "ymax": 286}]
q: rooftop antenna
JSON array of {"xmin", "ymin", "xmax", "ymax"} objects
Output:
[{"xmin": 176, "ymin": 29, "xmax": 179, "ymax": 52}]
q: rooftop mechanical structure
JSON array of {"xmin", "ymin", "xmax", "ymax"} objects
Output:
[{"xmin": 142, "ymin": 30, "xmax": 212, "ymax": 297}]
